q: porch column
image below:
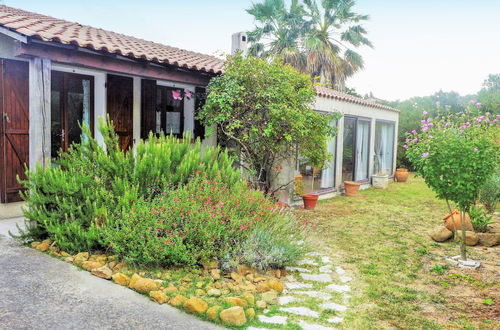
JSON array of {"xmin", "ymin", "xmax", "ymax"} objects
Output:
[
  {"xmin": 334, "ymin": 115, "xmax": 345, "ymax": 190},
  {"xmin": 29, "ymin": 57, "xmax": 51, "ymax": 170},
  {"xmin": 132, "ymin": 76, "xmax": 141, "ymax": 147}
]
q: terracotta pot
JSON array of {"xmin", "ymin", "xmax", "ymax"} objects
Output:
[
  {"xmin": 443, "ymin": 210, "xmax": 473, "ymax": 231},
  {"xmin": 344, "ymin": 181, "xmax": 361, "ymax": 197},
  {"xmin": 395, "ymin": 168, "xmax": 409, "ymax": 182},
  {"xmin": 302, "ymin": 194, "xmax": 319, "ymax": 210}
]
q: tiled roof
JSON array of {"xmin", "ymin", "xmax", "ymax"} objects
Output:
[
  {"xmin": 0, "ymin": 5, "xmax": 224, "ymax": 74},
  {"xmin": 315, "ymin": 86, "xmax": 399, "ymax": 112}
]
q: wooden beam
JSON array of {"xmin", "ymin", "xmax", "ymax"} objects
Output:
[{"xmin": 16, "ymin": 42, "xmax": 212, "ymax": 86}]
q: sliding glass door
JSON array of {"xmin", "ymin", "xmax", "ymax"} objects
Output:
[
  {"xmin": 374, "ymin": 121, "xmax": 395, "ymax": 175},
  {"xmin": 156, "ymin": 86, "xmax": 184, "ymax": 137},
  {"xmin": 342, "ymin": 116, "xmax": 371, "ymax": 182},
  {"xmin": 51, "ymin": 71, "xmax": 94, "ymax": 159}
]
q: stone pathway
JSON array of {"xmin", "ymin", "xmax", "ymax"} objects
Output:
[{"xmin": 255, "ymin": 252, "xmax": 353, "ymax": 329}]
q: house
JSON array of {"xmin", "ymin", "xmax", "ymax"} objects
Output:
[
  {"xmin": 0, "ymin": 5, "xmax": 398, "ymax": 205},
  {"xmin": 0, "ymin": 5, "xmax": 222, "ymax": 203}
]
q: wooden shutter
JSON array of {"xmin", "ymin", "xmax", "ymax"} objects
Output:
[
  {"xmin": 0, "ymin": 59, "xmax": 29, "ymax": 203},
  {"xmin": 141, "ymin": 79, "xmax": 156, "ymax": 139},
  {"xmin": 106, "ymin": 74, "xmax": 133, "ymax": 150},
  {"xmin": 193, "ymin": 86, "xmax": 206, "ymax": 140}
]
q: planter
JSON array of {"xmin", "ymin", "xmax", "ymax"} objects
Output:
[
  {"xmin": 372, "ymin": 174, "xmax": 389, "ymax": 189},
  {"xmin": 344, "ymin": 181, "xmax": 361, "ymax": 197},
  {"xmin": 395, "ymin": 168, "xmax": 409, "ymax": 182},
  {"xmin": 443, "ymin": 210, "xmax": 473, "ymax": 231},
  {"xmin": 302, "ymin": 194, "xmax": 319, "ymax": 210}
]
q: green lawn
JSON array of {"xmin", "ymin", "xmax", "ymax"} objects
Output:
[{"xmin": 298, "ymin": 175, "xmax": 499, "ymax": 329}]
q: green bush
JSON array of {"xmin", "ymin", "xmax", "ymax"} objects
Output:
[
  {"xmin": 479, "ymin": 172, "xmax": 500, "ymax": 213},
  {"xmin": 468, "ymin": 205, "xmax": 494, "ymax": 233},
  {"xmin": 103, "ymin": 174, "xmax": 304, "ymax": 267}
]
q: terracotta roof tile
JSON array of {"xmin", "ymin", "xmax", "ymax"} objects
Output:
[
  {"xmin": 0, "ymin": 5, "xmax": 224, "ymax": 74},
  {"xmin": 315, "ymin": 86, "xmax": 399, "ymax": 112}
]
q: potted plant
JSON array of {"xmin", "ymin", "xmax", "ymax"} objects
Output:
[
  {"xmin": 372, "ymin": 173, "xmax": 389, "ymax": 189},
  {"xmin": 395, "ymin": 168, "xmax": 409, "ymax": 182},
  {"xmin": 344, "ymin": 181, "xmax": 361, "ymax": 197},
  {"xmin": 295, "ymin": 172, "xmax": 319, "ymax": 210}
]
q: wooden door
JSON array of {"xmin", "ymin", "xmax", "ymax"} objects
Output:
[
  {"xmin": 0, "ymin": 59, "xmax": 29, "ymax": 203},
  {"xmin": 140, "ymin": 79, "xmax": 156, "ymax": 139},
  {"xmin": 107, "ymin": 74, "xmax": 133, "ymax": 150}
]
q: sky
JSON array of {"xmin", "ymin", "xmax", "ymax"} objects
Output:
[{"xmin": 6, "ymin": 0, "xmax": 500, "ymax": 101}]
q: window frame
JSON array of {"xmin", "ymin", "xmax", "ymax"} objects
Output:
[
  {"xmin": 374, "ymin": 119, "xmax": 396, "ymax": 176},
  {"xmin": 342, "ymin": 115, "xmax": 371, "ymax": 182}
]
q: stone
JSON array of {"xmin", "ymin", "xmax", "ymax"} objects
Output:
[
  {"xmin": 260, "ymin": 290, "xmax": 278, "ymax": 304},
  {"xmin": 327, "ymin": 317, "xmax": 344, "ymax": 324},
  {"xmin": 253, "ymin": 276, "xmax": 267, "ymax": 283},
  {"xmin": 184, "ymin": 297, "xmax": 208, "ymax": 314},
  {"xmin": 278, "ymin": 296, "xmax": 303, "ymax": 305},
  {"xmin": 477, "ymin": 232, "xmax": 500, "ymax": 247},
  {"xmin": 111, "ymin": 273, "xmax": 130, "ymax": 286},
  {"xmin": 149, "ymin": 290, "xmax": 168, "ymax": 304},
  {"xmin": 64, "ymin": 257, "xmax": 74, "ymax": 263},
  {"xmin": 207, "ymin": 306, "xmax": 221, "ymax": 320},
  {"xmin": 285, "ymin": 282, "xmax": 313, "ymax": 290},
  {"xmin": 237, "ymin": 264, "xmax": 253, "ymax": 275},
  {"xmin": 59, "ymin": 251, "xmax": 70, "ymax": 257},
  {"xmin": 225, "ymin": 297, "xmax": 248, "ymax": 307},
  {"xmin": 202, "ymin": 260, "xmax": 218, "ymax": 270},
  {"xmin": 299, "ymin": 321, "xmax": 333, "ymax": 330},
  {"xmin": 210, "ymin": 269, "xmax": 221, "ymax": 280},
  {"xmin": 319, "ymin": 265, "xmax": 333, "ymax": 273},
  {"xmin": 321, "ymin": 256, "xmax": 331, "ymax": 263},
  {"xmin": 430, "ymin": 226, "xmax": 453, "ymax": 242},
  {"xmin": 246, "ymin": 307, "xmax": 255, "ymax": 320},
  {"xmin": 285, "ymin": 266, "xmax": 311, "ymax": 273},
  {"xmin": 91, "ymin": 266, "xmax": 112, "ymax": 279},
  {"xmin": 195, "ymin": 289, "xmax": 205, "ymax": 296},
  {"xmin": 258, "ymin": 315, "xmax": 287, "ymax": 325},
  {"xmin": 30, "ymin": 241, "xmax": 41, "ymax": 248},
  {"xmin": 266, "ymin": 279, "xmax": 284, "ymax": 292},
  {"xmin": 326, "ymin": 283, "xmax": 350, "ymax": 293},
  {"xmin": 230, "ymin": 272, "xmax": 243, "ymax": 283},
  {"xmin": 300, "ymin": 273, "xmax": 332, "ymax": 283},
  {"xmin": 36, "ymin": 242, "xmax": 50, "ymax": 252},
  {"xmin": 242, "ymin": 292, "xmax": 255, "ymax": 305},
  {"xmin": 256, "ymin": 300, "xmax": 267, "ymax": 309},
  {"xmin": 335, "ymin": 266, "xmax": 346, "ymax": 275},
  {"xmin": 239, "ymin": 283, "xmax": 257, "ymax": 292},
  {"xmin": 256, "ymin": 282, "xmax": 271, "ymax": 293},
  {"xmin": 207, "ymin": 288, "xmax": 222, "ymax": 297},
  {"xmin": 163, "ymin": 286, "xmax": 178, "ymax": 295},
  {"xmin": 294, "ymin": 290, "xmax": 332, "ymax": 300},
  {"xmin": 128, "ymin": 274, "xmax": 160, "ymax": 294},
  {"xmin": 339, "ymin": 276, "xmax": 352, "ymax": 283},
  {"xmin": 280, "ymin": 307, "xmax": 319, "ymax": 318},
  {"xmin": 169, "ymin": 295, "xmax": 187, "ymax": 307},
  {"xmin": 458, "ymin": 259, "xmax": 480, "ymax": 269},
  {"xmin": 73, "ymin": 252, "xmax": 90, "ymax": 266},
  {"xmin": 460, "ymin": 231, "xmax": 479, "ymax": 246},
  {"xmin": 219, "ymin": 306, "xmax": 247, "ymax": 326},
  {"xmin": 297, "ymin": 259, "xmax": 318, "ymax": 266},
  {"xmin": 82, "ymin": 260, "xmax": 105, "ymax": 271},
  {"xmin": 320, "ymin": 302, "xmax": 347, "ymax": 312},
  {"xmin": 306, "ymin": 252, "xmax": 322, "ymax": 256}
]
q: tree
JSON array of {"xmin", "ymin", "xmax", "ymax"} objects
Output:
[
  {"xmin": 477, "ymin": 73, "xmax": 500, "ymax": 115},
  {"xmin": 199, "ymin": 54, "xmax": 339, "ymax": 192},
  {"xmin": 405, "ymin": 106, "xmax": 499, "ymax": 260},
  {"xmin": 247, "ymin": 0, "xmax": 372, "ymax": 90}
]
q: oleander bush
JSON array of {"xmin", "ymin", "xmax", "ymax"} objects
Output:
[
  {"xmin": 479, "ymin": 171, "xmax": 500, "ymax": 213},
  {"xmin": 16, "ymin": 118, "xmax": 305, "ymax": 269}
]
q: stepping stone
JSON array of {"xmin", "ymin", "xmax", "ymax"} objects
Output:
[
  {"xmin": 319, "ymin": 265, "xmax": 333, "ymax": 273},
  {"xmin": 339, "ymin": 276, "xmax": 352, "ymax": 283},
  {"xmin": 278, "ymin": 296, "xmax": 303, "ymax": 305},
  {"xmin": 285, "ymin": 282, "xmax": 313, "ymax": 290},
  {"xmin": 321, "ymin": 256, "xmax": 331, "ymax": 263},
  {"xmin": 326, "ymin": 283, "xmax": 350, "ymax": 293},
  {"xmin": 297, "ymin": 240, "xmax": 304, "ymax": 245},
  {"xmin": 285, "ymin": 275, "xmax": 297, "ymax": 281},
  {"xmin": 280, "ymin": 307, "xmax": 319, "ymax": 318},
  {"xmin": 299, "ymin": 320, "xmax": 334, "ymax": 330},
  {"xmin": 294, "ymin": 290, "xmax": 332, "ymax": 300},
  {"xmin": 297, "ymin": 259, "xmax": 318, "ymax": 266},
  {"xmin": 306, "ymin": 252, "xmax": 322, "ymax": 257},
  {"xmin": 285, "ymin": 266, "xmax": 312, "ymax": 273},
  {"xmin": 258, "ymin": 315, "xmax": 288, "ymax": 325},
  {"xmin": 335, "ymin": 266, "xmax": 346, "ymax": 275},
  {"xmin": 300, "ymin": 273, "xmax": 332, "ymax": 283},
  {"xmin": 320, "ymin": 302, "xmax": 347, "ymax": 312},
  {"xmin": 248, "ymin": 328, "xmax": 271, "ymax": 330},
  {"xmin": 343, "ymin": 294, "xmax": 350, "ymax": 304},
  {"xmin": 327, "ymin": 317, "xmax": 344, "ymax": 324}
]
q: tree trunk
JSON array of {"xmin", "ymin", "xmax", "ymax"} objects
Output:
[
  {"xmin": 459, "ymin": 210, "xmax": 467, "ymax": 260},
  {"xmin": 445, "ymin": 200, "xmax": 458, "ymax": 240}
]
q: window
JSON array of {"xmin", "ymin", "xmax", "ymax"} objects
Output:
[
  {"xmin": 342, "ymin": 116, "xmax": 370, "ymax": 182},
  {"xmin": 374, "ymin": 121, "xmax": 395, "ymax": 175},
  {"xmin": 51, "ymin": 71, "xmax": 94, "ymax": 159},
  {"xmin": 155, "ymin": 86, "xmax": 184, "ymax": 137}
]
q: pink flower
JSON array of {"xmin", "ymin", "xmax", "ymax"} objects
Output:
[
  {"xmin": 435, "ymin": 101, "xmax": 440, "ymax": 105},
  {"xmin": 473, "ymin": 148, "xmax": 478, "ymax": 152},
  {"xmin": 422, "ymin": 152, "xmax": 429, "ymax": 158},
  {"xmin": 421, "ymin": 120, "xmax": 426, "ymax": 124},
  {"xmin": 422, "ymin": 126, "xmax": 429, "ymax": 132},
  {"xmin": 403, "ymin": 144, "xmax": 409, "ymax": 149},
  {"xmin": 185, "ymin": 90, "xmax": 192, "ymax": 100},
  {"xmin": 172, "ymin": 90, "xmax": 182, "ymax": 100},
  {"xmin": 475, "ymin": 102, "xmax": 481, "ymax": 107},
  {"xmin": 428, "ymin": 123, "xmax": 433, "ymax": 127},
  {"xmin": 405, "ymin": 138, "xmax": 410, "ymax": 143},
  {"xmin": 423, "ymin": 111, "xmax": 428, "ymax": 115},
  {"xmin": 411, "ymin": 130, "xmax": 417, "ymax": 134},
  {"xmin": 412, "ymin": 138, "xmax": 418, "ymax": 143},
  {"xmin": 444, "ymin": 122, "xmax": 450, "ymax": 127}
]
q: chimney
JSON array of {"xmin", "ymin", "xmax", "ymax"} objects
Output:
[{"xmin": 231, "ymin": 32, "xmax": 248, "ymax": 56}]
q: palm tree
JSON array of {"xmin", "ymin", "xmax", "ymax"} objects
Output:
[{"xmin": 247, "ymin": 0, "xmax": 372, "ymax": 90}]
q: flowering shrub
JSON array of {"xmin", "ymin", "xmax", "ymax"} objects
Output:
[
  {"xmin": 405, "ymin": 105, "xmax": 499, "ymax": 258},
  {"xmin": 104, "ymin": 174, "xmax": 304, "ymax": 267}
]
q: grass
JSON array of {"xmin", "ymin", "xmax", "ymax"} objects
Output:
[{"xmin": 297, "ymin": 175, "xmax": 499, "ymax": 329}]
